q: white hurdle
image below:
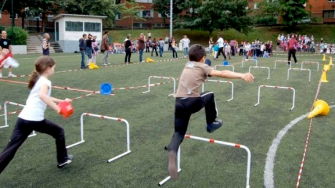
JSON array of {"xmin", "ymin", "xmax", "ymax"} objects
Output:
[
  {"xmin": 201, "ymin": 79, "xmax": 234, "ymax": 102},
  {"xmin": 142, "ymin": 76, "xmax": 176, "ymax": 96},
  {"xmin": 66, "ymin": 113, "xmax": 131, "ymax": 163},
  {"xmin": 287, "ymin": 68, "xmax": 311, "ymax": 82},
  {"xmin": 254, "ymin": 85, "xmax": 296, "ymax": 110},
  {"xmin": 241, "ymin": 58, "xmax": 257, "ymax": 67},
  {"xmin": 301, "ymin": 61, "xmax": 320, "ymax": 71},
  {"xmin": 248, "ymin": 66, "xmax": 271, "ymax": 79},
  {"xmin": 274, "ymin": 60, "xmax": 291, "ymax": 69},
  {"xmin": 159, "ymin": 134, "xmax": 251, "ymax": 188},
  {"xmin": 214, "ymin": 64, "xmax": 235, "ymax": 72},
  {"xmin": 1, "ymin": 101, "xmax": 36, "ymax": 137}
]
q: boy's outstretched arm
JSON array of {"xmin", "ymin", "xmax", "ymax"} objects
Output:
[{"xmin": 209, "ymin": 70, "xmax": 254, "ymax": 83}]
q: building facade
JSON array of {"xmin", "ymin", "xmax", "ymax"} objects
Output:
[
  {"xmin": 114, "ymin": 0, "xmax": 169, "ymax": 29},
  {"xmin": 251, "ymin": 0, "xmax": 335, "ymax": 23}
]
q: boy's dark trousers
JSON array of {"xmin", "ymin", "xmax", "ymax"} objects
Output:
[
  {"xmin": 288, "ymin": 49, "xmax": 297, "ymax": 63},
  {"xmin": 0, "ymin": 118, "xmax": 68, "ymax": 173},
  {"xmin": 168, "ymin": 91, "xmax": 218, "ymax": 153},
  {"xmin": 216, "ymin": 47, "xmax": 227, "ymax": 59}
]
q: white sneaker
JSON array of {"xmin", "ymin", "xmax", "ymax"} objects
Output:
[
  {"xmin": 0, "ymin": 73, "xmax": 2, "ymax": 78},
  {"xmin": 8, "ymin": 72, "xmax": 17, "ymax": 77}
]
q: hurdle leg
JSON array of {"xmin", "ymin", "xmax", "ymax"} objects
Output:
[
  {"xmin": 159, "ymin": 147, "xmax": 181, "ymax": 186},
  {"xmin": 254, "ymin": 86, "xmax": 261, "ymax": 107}
]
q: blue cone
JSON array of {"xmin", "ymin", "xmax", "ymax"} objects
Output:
[
  {"xmin": 100, "ymin": 83, "xmax": 113, "ymax": 95},
  {"xmin": 223, "ymin": 60, "xmax": 229, "ymax": 66}
]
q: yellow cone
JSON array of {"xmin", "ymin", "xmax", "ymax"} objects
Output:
[
  {"xmin": 93, "ymin": 64, "xmax": 99, "ymax": 69},
  {"xmin": 307, "ymin": 100, "xmax": 330, "ymax": 119},
  {"xmin": 146, "ymin": 57, "xmax": 155, "ymax": 63},
  {"xmin": 322, "ymin": 54, "xmax": 326, "ymax": 61},
  {"xmin": 323, "ymin": 64, "xmax": 330, "ymax": 71},
  {"xmin": 88, "ymin": 63, "xmax": 95, "ymax": 70},
  {"xmin": 329, "ymin": 57, "xmax": 333, "ymax": 66},
  {"xmin": 321, "ymin": 70, "xmax": 329, "ymax": 82}
]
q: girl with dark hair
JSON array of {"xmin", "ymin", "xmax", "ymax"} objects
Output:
[{"xmin": 0, "ymin": 56, "xmax": 73, "ymax": 174}]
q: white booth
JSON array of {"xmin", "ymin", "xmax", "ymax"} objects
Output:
[{"xmin": 53, "ymin": 14, "xmax": 106, "ymax": 53}]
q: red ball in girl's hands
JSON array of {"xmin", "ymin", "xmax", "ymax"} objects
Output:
[{"xmin": 58, "ymin": 101, "xmax": 74, "ymax": 118}]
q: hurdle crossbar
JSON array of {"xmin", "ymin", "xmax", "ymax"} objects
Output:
[
  {"xmin": 254, "ymin": 85, "xmax": 296, "ymax": 110},
  {"xmin": 159, "ymin": 134, "xmax": 251, "ymax": 188},
  {"xmin": 241, "ymin": 58, "xmax": 257, "ymax": 67},
  {"xmin": 66, "ymin": 113, "xmax": 131, "ymax": 163},
  {"xmin": 142, "ymin": 76, "xmax": 176, "ymax": 96},
  {"xmin": 214, "ymin": 64, "xmax": 235, "ymax": 72},
  {"xmin": 274, "ymin": 60, "xmax": 291, "ymax": 69},
  {"xmin": 1, "ymin": 101, "xmax": 36, "ymax": 137},
  {"xmin": 287, "ymin": 68, "xmax": 311, "ymax": 82},
  {"xmin": 248, "ymin": 66, "xmax": 271, "ymax": 79},
  {"xmin": 301, "ymin": 61, "xmax": 319, "ymax": 71},
  {"xmin": 202, "ymin": 79, "xmax": 234, "ymax": 102}
]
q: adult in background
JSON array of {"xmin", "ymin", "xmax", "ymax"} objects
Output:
[
  {"xmin": 0, "ymin": 30, "xmax": 16, "ymax": 78},
  {"xmin": 287, "ymin": 34, "xmax": 298, "ymax": 65},
  {"xmin": 180, "ymin": 35, "xmax": 190, "ymax": 58},
  {"xmin": 158, "ymin": 37, "xmax": 165, "ymax": 57},
  {"xmin": 86, "ymin": 34, "xmax": 93, "ymax": 66},
  {"xmin": 215, "ymin": 34, "xmax": 226, "ymax": 60},
  {"xmin": 91, "ymin": 36, "xmax": 99, "ymax": 66},
  {"xmin": 151, "ymin": 37, "xmax": 158, "ymax": 57},
  {"xmin": 171, "ymin": 38, "xmax": 178, "ymax": 59},
  {"xmin": 42, "ymin": 33, "xmax": 50, "ymax": 56},
  {"xmin": 79, "ymin": 34, "xmax": 87, "ymax": 69},
  {"xmin": 137, "ymin": 33, "xmax": 145, "ymax": 63},
  {"xmin": 124, "ymin": 34, "xmax": 132, "ymax": 64},
  {"xmin": 208, "ymin": 37, "xmax": 214, "ymax": 55},
  {"xmin": 101, "ymin": 30, "xmax": 110, "ymax": 66}
]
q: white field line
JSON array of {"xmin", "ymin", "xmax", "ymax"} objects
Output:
[{"xmin": 264, "ymin": 105, "xmax": 335, "ymax": 188}]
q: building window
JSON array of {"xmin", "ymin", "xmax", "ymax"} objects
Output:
[
  {"xmin": 254, "ymin": 3, "xmax": 259, "ymax": 9},
  {"xmin": 328, "ymin": 0, "xmax": 335, "ymax": 2},
  {"xmin": 135, "ymin": 0, "xmax": 152, "ymax": 3},
  {"xmin": 324, "ymin": 10, "xmax": 335, "ymax": 18},
  {"xmin": 84, "ymin": 22, "xmax": 101, "ymax": 32},
  {"xmin": 47, "ymin": 15, "xmax": 53, "ymax": 22},
  {"xmin": 9, "ymin": 13, "xmax": 18, "ymax": 19},
  {"xmin": 115, "ymin": 13, "xmax": 121, "ymax": 20},
  {"xmin": 141, "ymin": 10, "xmax": 153, "ymax": 18},
  {"xmin": 65, "ymin": 21, "xmax": 83, "ymax": 31},
  {"xmin": 158, "ymin": 13, "xmax": 162, "ymax": 18},
  {"xmin": 133, "ymin": 23, "xmax": 140, "ymax": 28},
  {"xmin": 115, "ymin": 0, "xmax": 121, "ymax": 4},
  {"xmin": 0, "ymin": 11, "xmax": 2, "ymax": 19}
]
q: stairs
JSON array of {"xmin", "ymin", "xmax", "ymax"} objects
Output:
[{"xmin": 27, "ymin": 34, "xmax": 62, "ymax": 54}]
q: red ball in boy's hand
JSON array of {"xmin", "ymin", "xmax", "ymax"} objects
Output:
[{"xmin": 58, "ymin": 101, "xmax": 74, "ymax": 118}]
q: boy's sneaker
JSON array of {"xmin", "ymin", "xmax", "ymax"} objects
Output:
[
  {"xmin": 207, "ymin": 119, "xmax": 223, "ymax": 133},
  {"xmin": 8, "ymin": 72, "xmax": 16, "ymax": 77},
  {"xmin": 168, "ymin": 150, "xmax": 178, "ymax": 180},
  {"xmin": 57, "ymin": 155, "xmax": 74, "ymax": 168}
]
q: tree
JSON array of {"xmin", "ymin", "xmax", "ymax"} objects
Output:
[
  {"xmin": 60, "ymin": 0, "xmax": 121, "ymax": 27},
  {"xmin": 257, "ymin": 0, "xmax": 308, "ymax": 26},
  {"xmin": 152, "ymin": 0, "xmax": 184, "ymax": 24},
  {"xmin": 1, "ymin": 0, "xmax": 61, "ymax": 31},
  {"xmin": 120, "ymin": 0, "xmax": 145, "ymax": 32},
  {"xmin": 172, "ymin": 0, "xmax": 253, "ymax": 34},
  {"xmin": 281, "ymin": 0, "xmax": 308, "ymax": 26}
]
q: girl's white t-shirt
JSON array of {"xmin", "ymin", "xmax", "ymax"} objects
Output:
[{"xmin": 19, "ymin": 76, "xmax": 51, "ymax": 121}]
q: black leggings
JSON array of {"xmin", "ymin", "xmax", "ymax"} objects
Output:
[
  {"xmin": 0, "ymin": 118, "xmax": 68, "ymax": 173},
  {"xmin": 125, "ymin": 48, "xmax": 131, "ymax": 63},
  {"xmin": 168, "ymin": 92, "xmax": 218, "ymax": 153}
]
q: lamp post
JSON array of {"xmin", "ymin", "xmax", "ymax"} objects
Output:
[
  {"xmin": 170, "ymin": 0, "xmax": 172, "ymax": 38},
  {"xmin": 10, "ymin": 0, "xmax": 14, "ymax": 44}
]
